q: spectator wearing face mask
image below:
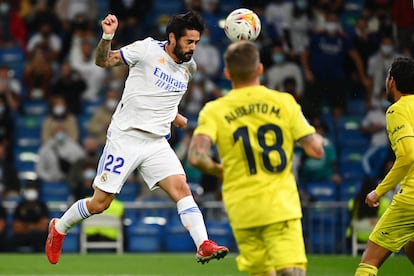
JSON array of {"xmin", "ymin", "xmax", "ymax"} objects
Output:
[
  {"xmin": 51, "ymin": 61, "xmax": 87, "ymax": 116},
  {"xmin": 301, "ymin": 10, "xmax": 371, "ymax": 120},
  {"xmin": 41, "ymin": 95, "xmax": 79, "ymax": 143},
  {"xmin": 366, "ymin": 35, "xmax": 403, "ymax": 109},
  {"xmin": 86, "ymin": 89, "xmax": 120, "ymax": 147},
  {"xmin": 265, "ymin": 40, "xmax": 304, "ymax": 99},
  {"xmin": 7, "ymin": 180, "xmax": 50, "ymax": 252},
  {"xmin": 36, "ymin": 126, "xmax": 85, "ymax": 184}
]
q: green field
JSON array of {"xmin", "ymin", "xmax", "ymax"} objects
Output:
[{"xmin": 0, "ymin": 253, "xmax": 412, "ymax": 276}]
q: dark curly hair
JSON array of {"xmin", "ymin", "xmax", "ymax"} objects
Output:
[{"xmin": 166, "ymin": 11, "xmax": 205, "ymax": 43}]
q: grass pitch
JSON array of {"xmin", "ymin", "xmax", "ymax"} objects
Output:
[{"xmin": 0, "ymin": 253, "xmax": 412, "ymax": 276}]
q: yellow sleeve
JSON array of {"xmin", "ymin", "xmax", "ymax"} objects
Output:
[
  {"xmin": 376, "ymin": 137, "xmax": 414, "ymax": 197},
  {"xmin": 193, "ymin": 102, "xmax": 217, "ymax": 142}
]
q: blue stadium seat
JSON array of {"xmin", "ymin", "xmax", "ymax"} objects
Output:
[
  {"xmin": 39, "ymin": 181, "xmax": 71, "ymax": 202},
  {"xmin": 339, "ymin": 147, "xmax": 365, "ymax": 164},
  {"xmin": 340, "ymin": 162, "xmax": 365, "ymax": 182},
  {"xmin": 347, "ymin": 98, "xmax": 366, "ymax": 116},
  {"xmin": 0, "ymin": 46, "xmax": 25, "ymax": 80},
  {"xmin": 127, "ymin": 219, "xmax": 164, "ymax": 252},
  {"xmin": 305, "ymin": 207, "xmax": 338, "ymax": 253},
  {"xmin": 14, "ymin": 146, "xmax": 38, "ymax": 172},
  {"xmin": 21, "ymin": 100, "xmax": 49, "ymax": 116},
  {"xmin": 340, "ymin": 0, "xmax": 364, "ymax": 36},
  {"xmin": 164, "ymin": 218, "xmax": 195, "ymax": 252},
  {"xmin": 339, "ymin": 147, "xmax": 366, "ymax": 181},
  {"xmin": 15, "ymin": 115, "xmax": 44, "ymax": 140},
  {"xmin": 305, "ymin": 181, "xmax": 338, "ymax": 202},
  {"xmin": 339, "ymin": 180, "xmax": 361, "ymax": 202},
  {"xmin": 335, "ymin": 116, "xmax": 370, "ymax": 148}
]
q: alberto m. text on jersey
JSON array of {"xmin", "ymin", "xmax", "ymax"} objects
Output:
[{"xmin": 224, "ymin": 102, "xmax": 280, "ymax": 124}]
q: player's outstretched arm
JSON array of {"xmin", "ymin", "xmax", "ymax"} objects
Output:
[
  {"xmin": 188, "ymin": 134, "xmax": 223, "ymax": 178},
  {"xmin": 95, "ymin": 14, "xmax": 124, "ymax": 68},
  {"xmin": 298, "ymin": 133, "xmax": 324, "ymax": 159}
]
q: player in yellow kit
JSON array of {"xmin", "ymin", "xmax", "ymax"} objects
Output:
[
  {"xmin": 188, "ymin": 41, "xmax": 324, "ymax": 276},
  {"xmin": 355, "ymin": 57, "xmax": 414, "ymax": 276}
]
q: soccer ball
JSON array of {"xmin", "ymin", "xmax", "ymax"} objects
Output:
[{"xmin": 224, "ymin": 8, "xmax": 261, "ymax": 42}]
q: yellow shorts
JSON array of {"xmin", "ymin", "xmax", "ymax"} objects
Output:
[
  {"xmin": 370, "ymin": 200, "xmax": 414, "ymax": 252},
  {"xmin": 233, "ymin": 219, "xmax": 307, "ymax": 274}
]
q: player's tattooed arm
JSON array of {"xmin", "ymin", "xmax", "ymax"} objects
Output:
[
  {"xmin": 298, "ymin": 132, "xmax": 325, "ymax": 159},
  {"xmin": 188, "ymin": 134, "xmax": 223, "ymax": 178},
  {"xmin": 95, "ymin": 39, "xmax": 124, "ymax": 67}
]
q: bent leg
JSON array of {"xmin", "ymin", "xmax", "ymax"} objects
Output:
[
  {"xmin": 159, "ymin": 174, "xmax": 208, "ymax": 247},
  {"xmin": 158, "ymin": 174, "xmax": 192, "ymax": 202},
  {"xmin": 55, "ymin": 188, "xmax": 114, "ymax": 234},
  {"xmin": 355, "ymin": 240, "xmax": 392, "ymax": 276},
  {"xmin": 160, "ymin": 174, "xmax": 228, "ymax": 262}
]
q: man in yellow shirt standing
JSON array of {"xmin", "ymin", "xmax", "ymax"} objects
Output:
[
  {"xmin": 355, "ymin": 57, "xmax": 414, "ymax": 276},
  {"xmin": 188, "ymin": 41, "xmax": 324, "ymax": 276}
]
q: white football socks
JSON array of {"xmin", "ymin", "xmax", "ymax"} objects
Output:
[
  {"xmin": 55, "ymin": 198, "xmax": 91, "ymax": 234},
  {"xmin": 177, "ymin": 196, "xmax": 208, "ymax": 249}
]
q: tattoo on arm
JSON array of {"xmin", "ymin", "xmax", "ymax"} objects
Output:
[
  {"xmin": 188, "ymin": 135, "xmax": 220, "ymax": 176},
  {"xmin": 95, "ymin": 39, "xmax": 123, "ymax": 67},
  {"xmin": 298, "ymin": 133, "xmax": 315, "ymax": 146},
  {"xmin": 190, "ymin": 135, "xmax": 211, "ymax": 163}
]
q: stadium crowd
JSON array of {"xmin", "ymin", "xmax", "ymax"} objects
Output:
[{"xmin": 0, "ymin": 0, "xmax": 413, "ymax": 253}]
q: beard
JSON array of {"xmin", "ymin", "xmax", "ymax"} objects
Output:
[
  {"xmin": 386, "ymin": 91, "xmax": 395, "ymax": 103},
  {"xmin": 385, "ymin": 82, "xmax": 395, "ymax": 103},
  {"xmin": 173, "ymin": 44, "xmax": 193, "ymax": 62}
]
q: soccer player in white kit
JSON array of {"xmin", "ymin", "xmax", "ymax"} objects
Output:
[{"xmin": 45, "ymin": 11, "xmax": 229, "ymax": 265}]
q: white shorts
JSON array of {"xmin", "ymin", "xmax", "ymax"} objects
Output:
[{"xmin": 93, "ymin": 122, "xmax": 185, "ymax": 194}]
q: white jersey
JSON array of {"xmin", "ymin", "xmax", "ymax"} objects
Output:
[{"xmin": 112, "ymin": 37, "xmax": 196, "ymax": 136}]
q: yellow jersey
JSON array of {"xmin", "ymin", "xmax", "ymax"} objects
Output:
[
  {"xmin": 194, "ymin": 85, "xmax": 315, "ymax": 229},
  {"xmin": 376, "ymin": 95, "xmax": 414, "ymax": 205}
]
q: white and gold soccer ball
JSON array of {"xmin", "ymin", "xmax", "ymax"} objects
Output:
[{"xmin": 223, "ymin": 8, "xmax": 261, "ymax": 42}]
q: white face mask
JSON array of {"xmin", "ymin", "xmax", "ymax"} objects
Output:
[
  {"xmin": 325, "ymin": 23, "xmax": 339, "ymax": 34},
  {"xmin": 83, "ymin": 169, "xmax": 96, "ymax": 180},
  {"xmin": 23, "ymin": 189, "xmax": 39, "ymax": 201},
  {"xmin": 106, "ymin": 99, "xmax": 118, "ymax": 110},
  {"xmin": 0, "ymin": 3, "xmax": 10, "ymax": 14},
  {"xmin": 54, "ymin": 131, "xmax": 66, "ymax": 142},
  {"xmin": 53, "ymin": 105, "xmax": 66, "ymax": 116},
  {"xmin": 381, "ymin": 45, "xmax": 393, "ymax": 56}
]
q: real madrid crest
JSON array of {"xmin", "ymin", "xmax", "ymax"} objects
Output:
[{"xmin": 100, "ymin": 172, "xmax": 108, "ymax": 182}]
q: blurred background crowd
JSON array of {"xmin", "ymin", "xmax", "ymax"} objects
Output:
[{"xmin": 0, "ymin": 0, "xmax": 412, "ymax": 253}]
